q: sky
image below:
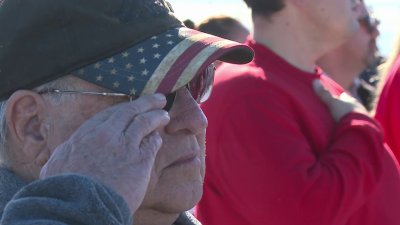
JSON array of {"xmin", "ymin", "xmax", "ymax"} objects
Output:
[{"xmin": 169, "ymin": 0, "xmax": 400, "ymax": 57}]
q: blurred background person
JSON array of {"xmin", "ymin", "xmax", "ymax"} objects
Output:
[
  {"xmin": 317, "ymin": 0, "xmax": 381, "ymax": 111},
  {"xmin": 183, "ymin": 19, "xmax": 196, "ymax": 29},
  {"xmin": 197, "ymin": 15, "xmax": 250, "ymax": 43},
  {"xmin": 374, "ymin": 32, "xmax": 400, "ymax": 162}
]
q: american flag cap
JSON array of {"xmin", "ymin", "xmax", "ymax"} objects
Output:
[
  {"xmin": 74, "ymin": 26, "xmax": 253, "ymax": 96},
  {"xmin": 0, "ymin": 0, "xmax": 253, "ymax": 100}
]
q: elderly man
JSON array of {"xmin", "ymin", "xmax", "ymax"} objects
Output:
[
  {"xmin": 317, "ymin": 0, "xmax": 380, "ymax": 111},
  {"xmin": 0, "ymin": 0, "xmax": 253, "ymax": 224},
  {"xmin": 196, "ymin": 0, "xmax": 400, "ymax": 224}
]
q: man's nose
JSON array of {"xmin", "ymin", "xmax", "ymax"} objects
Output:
[{"xmin": 165, "ymin": 88, "xmax": 208, "ymax": 135}]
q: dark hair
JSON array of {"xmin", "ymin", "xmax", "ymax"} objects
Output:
[
  {"xmin": 197, "ymin": 16, "xmax": 249, "ymax": 42},
  {"xmin": 243, "ymin": 0, "xmax": 285, "ymax": 17},
  {"xmin": 183, "ymin": 19, "xmax": 196, "ymax": 29}
]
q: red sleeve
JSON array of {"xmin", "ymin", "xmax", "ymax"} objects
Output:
[
  {"xmin": 375, "ymin": 56, "xmax": 400, "ymax": 162},
  {"xmin": 201, "ymin": 85, "xmax": 384, "ymax": 225}
]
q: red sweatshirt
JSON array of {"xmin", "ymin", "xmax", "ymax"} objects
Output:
[
  {"xmin": 196, "ymin": 39, "xmax": 400, "ymax": 225},
  {"xmin": 375, "ymin": 55, "xmax": 400, "ymax": 163}
]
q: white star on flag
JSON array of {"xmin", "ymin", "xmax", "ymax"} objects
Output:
[
  {"xmin": 108, "ymin": 57, "xmax": 115, "ymax": 63},
  {"xmin": 125, "ymin": 63, "xmax": 133, "ymax": 69},
  {"xmin": 140, "ymin": 58, "xmax": 147, "ymax": 64},
  {"xmin": 127, "ymin": 75, "xmax": 135, "ymax": 81},
  {"xmin": 96, "ymin": 75, "xmax": 103, "ymax": 81},
  {"xmin": 113, "ymin": 81, "xmax": 120, "ymax": 88},
  {"xmin": 94, "ymin": 63, "xmax": 101, "ymax": 69},
  {"xmin": 142, "ymin": 69, "xmax": 149, "ymax": 76},
  {"xmin": 137, "ymin": 48, "xmax": 144, "ymax": 53},
  {"xmin": 130, "ymin": 88, "xmax": 137, "ymax": 95}
]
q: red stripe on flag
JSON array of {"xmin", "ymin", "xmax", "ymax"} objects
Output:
[{"xmin": 155, "ymin": 36, "xmax": 224, "ymax": 94}]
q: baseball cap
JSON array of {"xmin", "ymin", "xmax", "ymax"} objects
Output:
[{"xmin": 0, "ymin": 0, "xmax": 254, "ymax": 100}]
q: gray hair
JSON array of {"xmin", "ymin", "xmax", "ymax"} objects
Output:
[
  {"xmin": 0, "ymin": 76, "xmax": 78, "ymax": 167},
  {"xmin": 0, "ymin": 100, "xmax": 8, "ymax": 166}
]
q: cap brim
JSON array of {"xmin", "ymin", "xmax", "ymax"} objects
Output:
[{"xmin": 74, "ymin": 26, "xmax": 254, "ymax": 96}]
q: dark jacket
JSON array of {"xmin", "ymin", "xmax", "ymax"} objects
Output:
[{"xmin": 0, "ymin": 168, "xmax": 200, "ymax": 225}]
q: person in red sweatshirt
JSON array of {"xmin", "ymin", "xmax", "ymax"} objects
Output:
[
  {"xmin": 195, "ymin": 0, "xmax": 400, "ymax": 224},
  {"xmin": 375, "ymin": 53, "xmax": 400, "ymax": 162}
]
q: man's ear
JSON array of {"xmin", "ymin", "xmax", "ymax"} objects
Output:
[{"xmin": 5, "ymin": 90, "xmax": 49, "ymax": 162}]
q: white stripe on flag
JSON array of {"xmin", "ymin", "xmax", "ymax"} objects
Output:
[{"xmin": 172, "ymin": 39, "xmax": 236, "ymax": 92}]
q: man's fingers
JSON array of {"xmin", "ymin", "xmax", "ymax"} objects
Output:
[
  {"xmin": 123, "ymin": 110, "xmax": 170, "ymax": 145},
  {"xmin": 139, "ymin": 131, "xmax": 163, "ymax": 156},
  {"xmin": 312, "ymin": 79, "xmax": 334, "ymax": 104},
  {"xmin": 106, "ymin": 94, "xmax": 167, "ymax": 130},
  {"xmin": 339, "ymin": 92, "xmax": 358, "ymax": 105},
  {"xmin": 313, "ymin": 79, "xmax": 367, "ymax": 121},
  {"xmin": 339, "ymin": 92, "xmax": 367, "ymax": 114}
]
